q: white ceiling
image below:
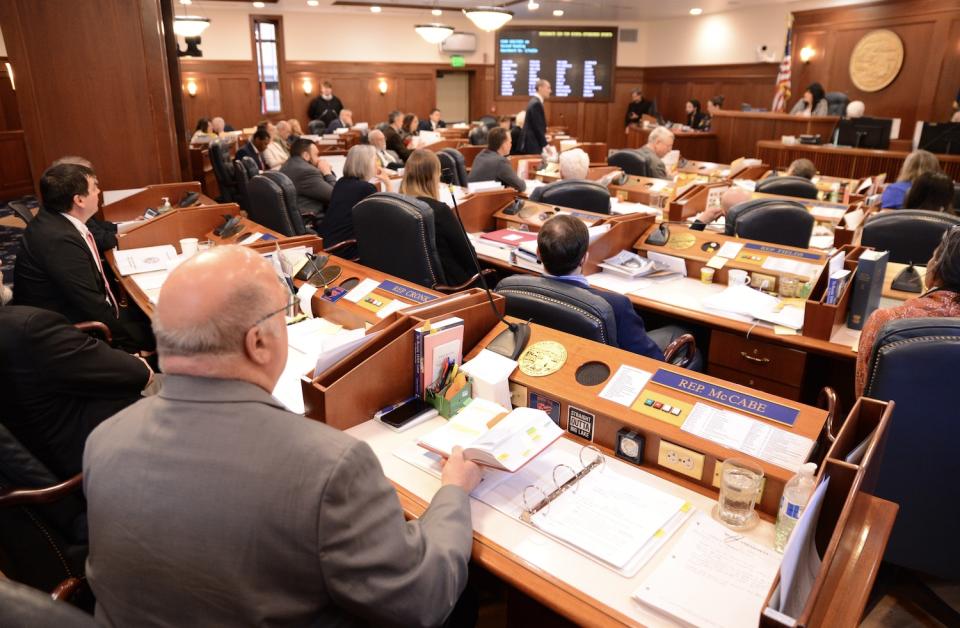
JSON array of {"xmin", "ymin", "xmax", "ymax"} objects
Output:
[{"xmin": 189, "ymin": 0, "xmax": 868, "ymax": 21}]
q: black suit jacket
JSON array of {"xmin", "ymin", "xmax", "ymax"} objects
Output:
[
  {"xmin": 307, "ymin": 95, "xmax": 343, "ymax": 126},
  {"xmin": 417, "ymin": 119, "xmax": 446, "ymax": 132},
  {"xmin": 13, "ymin": 209, "xmax": 128, "ymax": 343},
  {"xmin": 320, "ymin": 177, "xmax": 377, "ymax": 258},
  {"xmin": 236, "ymin": 142, "xmax": 265, "ymax": 170},
  {"xmin": 521, "ymin": 96, "xmax": 547, "ymax": 155},
  {"xmin": 0, "ymin": 306, "xmax": 149, "ymax": 478},
  {"xmin": 383, "ymin": 126, "xmax": 411, "ymax": 163}
]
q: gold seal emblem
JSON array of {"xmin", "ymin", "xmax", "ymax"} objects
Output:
[
  {"xmin": 849, "ymin": 30, "xmax": 903, "ymax": 93},
  {"xmin": 518, "ymin": 341, "xmax": 568, "ymax": 377}
]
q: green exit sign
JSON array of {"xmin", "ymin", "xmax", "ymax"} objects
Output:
[{"xmin": 450, "ymin": 55, "xmax": 466, "ymax": 68}]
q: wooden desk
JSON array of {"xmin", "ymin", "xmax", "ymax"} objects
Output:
[
  {"xmin": 626, "ymin": 126, "xmax": 719, "ymax": 162},
  {"xmin": 710, "ymin": 111, "xmax": 839, "ymax": 164},
  {"xmin": 756, "ymin": 140, "xmax": 960, "ymax": 181},
  {"xmin": 187, "ymin": 145, "xmax": 220, "ymax": 200},
  {"xmin": 98, "ymin": 183, "xmax": 213, "ymax": 222}
]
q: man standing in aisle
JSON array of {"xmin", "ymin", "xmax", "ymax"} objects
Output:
[
  {"xmin": 307, "ymin": 81, "xmax": 344, "ymax": 128},
  {"xmin": 521, "ymin": 79, "xmax": 551, "ymax": 156}
]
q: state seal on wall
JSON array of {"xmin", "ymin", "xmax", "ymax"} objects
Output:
[{"xmin": 849, "ymin": 29, "xmax": 904, "ymax": 92}]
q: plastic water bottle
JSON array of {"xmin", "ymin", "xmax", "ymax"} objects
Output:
[
  {"xmin": 774, "ymin": 462, "xmax": 817, "ymax": 553},
  {"xmin": 159, "ymin": 197, "xmax": 172, "ymax": 214}
]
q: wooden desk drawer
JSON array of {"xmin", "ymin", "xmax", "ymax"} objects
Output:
[
  {"xmin": 710, "ymin": 331, "xmax": 807, "ymax": 383},
  {"xmin": 707, "ymin": 364, "xmax": 801, "ymax": 401}
]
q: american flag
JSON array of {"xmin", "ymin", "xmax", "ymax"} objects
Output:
[{"xmin": 771, "ymin": 16, "xmax": 794, "ymax": 112}]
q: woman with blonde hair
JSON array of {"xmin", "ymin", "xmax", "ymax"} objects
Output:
[
  {"xmin": 881, "ymin": 149, "xmax": 941, "ymax": 208},
  {"xmin": 287, "ymin": 118, "xmax": 304, "ymax": 137},
  {"xmin": 320, "ymin": 144, "xmax": 388, "ymax": 257},
  {"xmin": 400, "ymin": 149, "xmax": 477, "ymax": 286}
]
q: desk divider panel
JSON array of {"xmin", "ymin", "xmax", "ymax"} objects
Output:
[
  {"xmin": 581, "ymin": 214, "xmax": 656, "ymax": 275},
  {"xmin": 99, "ymin": 182, "xmax": 204, "ymax": 222},
  {"xmin": 455, "ymin": 189, "xmax": 517, "ymax": 233},
  {"xmin": 116, "ymin": 204, "xmax": 241, "ymax": 250}
]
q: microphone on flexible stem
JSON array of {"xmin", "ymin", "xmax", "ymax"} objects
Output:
[
  {"xmin": 442, "ymin": 172, "xmax": 530, "ymax": 360},
  {"xmin": 306, "ymin": 252, "xmax": 334, "ymax": 296}
]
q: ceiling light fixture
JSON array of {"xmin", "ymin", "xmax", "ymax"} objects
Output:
[
  {"xmin": 415, "ymin": 23, "xmax": 455, "ymax": 44},
  {"xmin": 307, "ymin": 0, "xmax": 319, "ymax": 5},
  {"xmin": 553, "ymin": 9, "xmax": 564, "ymax": 16},
  {"xmin": 252, "ymin": 1, "xmax": 265, "ymax": 7},
  {"xmin": 370, "ymin": 5, "xmax": 382, "ymax": 12},
  {"xmin": 463, "ymin": 7, "xmax": 513, "ymax": 31},
  {"xmin": 179, "ymin": 0, "xmax": 192, "ymax": 5},
  {"xmin": 173, "ymin": 15, "xmax": 211, "ymax": 38},
  {"xmin": 527, "ymin": 1, "xmax": 540, "ymax": 9},
  {"xmin": 689, "ymin": 7, "xmax": 703, "ymax": 15},
  {"xmin": 431, "ymin": 8, "xmax": 442, "ymax": 16}
]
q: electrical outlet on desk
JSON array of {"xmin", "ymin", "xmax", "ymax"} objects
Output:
[{"xmin": 657, "ymin": 440, "xmax": 704, "ymax": 480}]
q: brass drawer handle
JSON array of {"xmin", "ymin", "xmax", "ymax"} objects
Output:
[{"xmin": 740, "ymin": 351, "xmax": 770, "ymax": 364}]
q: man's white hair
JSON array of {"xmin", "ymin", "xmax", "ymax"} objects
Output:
[
  {"xmin": 648, "ymin": 126, "xmax": 674, "ymax": 145},
  {"xmin": 559, "ymin": 148, "xmax": 590, "ymax": 180}
]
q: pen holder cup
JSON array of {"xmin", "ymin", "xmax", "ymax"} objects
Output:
[{"xmin": 426, "ymin": 380, "xmax": 473, "ymax": 419}]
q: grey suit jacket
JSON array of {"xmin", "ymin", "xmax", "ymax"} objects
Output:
[
  {"xmin": 84, "ymin": 375, "xmax": 473, "ymax": 628},
  {"xmin": 280, "ymin": 155, "xmax": 338, "ymax": 216},
  {"xmin": 637, "ymin": 146, "xmax": 667, "ymax": 179},
  {"xmin": 467, "ymin": 148, "xmax": 525, "ymax": 192}
]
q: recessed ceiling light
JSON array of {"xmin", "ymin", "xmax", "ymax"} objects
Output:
[
  {"xmin": 252, "ymin": 1, "xmax": 265, "ymax": 7},
  {"xmin": 689, "ymin": 7, "xmax": 703, "ymax": 15},
  {"xmin": 553, "ymin": 9, "xmax": 564, "ymax": 16},
  {"xmin": 528, "ymin": 1, "xmax": 540, "ymax": 9},
  {"xmin": 307, "ymin": 0, "xmax": 319, "ymax": 5},
  {"xmin": 179, "ymin": 0, "xmax": 192, "ymax": 5},
  {"xmin": 370, "ymin": 5, "xmax": 381, "ymax": 12},
  {"xmin": 431, "ymin": 8, "xmax": 442, "ymax": 15}
]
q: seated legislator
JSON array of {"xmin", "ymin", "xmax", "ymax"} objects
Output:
[
  {"xmin": 901, "ymin": 171, "xmax": 955, "ymax": 213},
  {"xmin": 537, "ymin": 214, "xmax": 664, "ymax": 360},
  {"xmin": 13, "ymin": 163, "xmax": 152, "ymax": 352},
  {"xmin": 467, "ymin": 127, "xmax": 526, "ymax": 192},
  {"xmin": 401, "ymin": 149, "xmax": 478, "ymax": 287},
  {"xmin": 418, "ymin": 108, "xmax": 446, "ymax": 132},
  {"xmin": 52, "ymin": 155, "xmax": 117, "ymax": 253},
  {"xmin": 856, "ymin": 228, "xmax": 960, "ymax": 395},
  {"xmin": 557, "ymin": 147, "xmax": 622, "ymax": 187},
  {"xmin": 789, "ymin": 82, "xmax": 829, "ymax": 117},
  {"xmin": 684, "ymin": 99, "xmax": 707, "ymax": 130},
  {"xmin": 785, "ymin": 158, "xmax": 817, "ymax": 180},
  {"xmin": 509, "ymin": 110, "xmax": 525, "ymax": 155},
  {"xmin": 280, "ymin": 138, "xmax": 338, "ymax": 219},
  {"xmin": 237, "ymin": 128, "xmax": 270, "ymax": 171},
  {"xmin": 637, "ymin": 126, "xmax": 675, "ymax": 179},
  {"xmin": 700, "ymin": 95, "xmax": 723, "ymax": 131},
  {"xmin": 190, "ymin": 117, "xmax": 215, "ymax": 144},
  {"xmin": 369, "ymin": 129, "xmax": 402, "ymax": 171},
  {"xmin": 0, "ymin": 306, "xmax": 151, "ymax": 479},
  {"xmin": 881, "ymin": 150, "xmax": 941, "ymax": 209},
  {"xmin": 83, "ymin": 245, "xmax": 481, "ymax": 627},
  {"xmin": 689, "ymin": 187, "xmax": 752, "ymax": 231},
  {"xmin": 321, "ymin": 144, "xmax": 387, "ymax": 258},
  {"xmin": 288, "ymin": 118, "xmax": 304, "ymax": 139},
  {"xmin": 326, "ymin": 108, "xmax": 353, "ymax": 133},
  {"xmin": 263, "ymin": 121, "xmax": 292, "ymax": 171},
  {"xmin": 383, "ymin": 110, "xmax": 412, "ymax": 163},
  {"xmin": 402, "ymin": 114, "xmax": 420, "ymax": 141}
]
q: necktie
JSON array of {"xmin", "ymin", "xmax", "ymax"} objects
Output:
[{"xmin": 85, "ymin": 231, "xmax": 119, "ymax": 317}]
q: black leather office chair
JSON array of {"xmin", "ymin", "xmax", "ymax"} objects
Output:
[
  {"xmin": 8, "ymin": 200, "xmax": 34, "ymax": 225},
  {"xmin": 439, "ymin": 148, "xmax": 469, "ymax": 188},
  {"xmin": 825, "ymin": 91, "xmax": 850, "ymax": 117},
  {"xmin": 352, "ymin": 193, "xmax": 486, "ymax": 292},
  {"xmin": 0, "ymin": 423, "xmax": 87, "ymax": 594},
  {"xmin": 246, "ymin": 171, "xmax": 310, "ymax": 236},
  {"xmin": 755, "ymin": 175, "xmax": 819, "ymax": 200},
  {"xmin": 862, "ymin": 210, "xmax": 960, "ymax": 265},
  {"xmin": 232, "ymin": 158, "xmax": 257, "ymax": 214},
  {"xmin": 208, "ymin": 140, "xmax": 236, "ymax": 203},
  {"xmin": 436, "ymin": 151, "xmax": 458, "ymax": 186},
  {"xmin": 952, "ymin": 182, "xmax": 960, "ymax": 213},
  {"xmin": 307, "ymin": 119, "xmax": 327, "ymax": 135},
  {"xmin": 479, "ymin": 115, "xmax": 498, "ymax": 128},
  {"xmin": 725, "ymin": 199, "xmax": 814, "ymax": 248},
  {"xmin": 608, "ymin": 150, "xmax": 651, "ymax": 177},
  {"xmin": 495, "ymin": 275, "xmax": 701, "ymax": 370},
  {"xmin": 529, "ymin": 180, "xmax": 611, "ymax": 214},
  {"xmin": 863, "ymin": 317, "xmax": 960, "ymax": 581},
  {"xmin": 0, "ymin": 578, "xmax": 96, "ymax": 628}
]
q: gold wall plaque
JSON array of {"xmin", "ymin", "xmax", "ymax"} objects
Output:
[{"xmin": 849, "ymin": 29, "xmax": 904, "ymax": 93}]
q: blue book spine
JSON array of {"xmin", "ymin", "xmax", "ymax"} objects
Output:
[
  {"xmin": 413, "ymin": 327, "xmax": 424, "ymax": 397},
  {"xmin": 847, "ymin": 251, "xmax": 889, "ymax": 330},
  {"xmin": 826, "ymin": 276, "xmax": 839, "ymax": 306}
]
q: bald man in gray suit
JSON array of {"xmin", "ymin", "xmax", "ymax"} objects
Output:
[{"xmin": 83, "ymin": 245, "xmax": 481, "ymax": 627}]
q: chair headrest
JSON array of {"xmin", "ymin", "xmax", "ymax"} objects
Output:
[
  {"xmin": 865, "ymin": 209, "xmax": 960, "ymax": 227},
  {"xmin": 240, "ymin": 156, "xmax": 259, "ymax": 178},
  {"xmin": 755, "ymin": 175, "xmax": 819, "ymax": 199},
  {"xmin": 862, "ymin": 210, "xmax": 960, "ymax": 264},
  {"xmin": 531, "ymin": 179, "xmax": 611, "ymax": 214},
  {"xmin": 248, "ymin": 173, "xmax": 304, "ymax": 236},
  {"xmin": 725, "ymin": 198, "xmax": 814, "ymax": 248}
]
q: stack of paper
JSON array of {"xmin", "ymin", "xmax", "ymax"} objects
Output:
[
  {"xmin": 114, "ymin": 245, "xmax": 179, "ymax": 276},
  {"xmin": 703, "ymin": 284, "xmax": 805, "ymax": 330}
]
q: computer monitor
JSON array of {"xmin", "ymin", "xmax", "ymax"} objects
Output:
[
  {"xmin": 836, "ymin": 117, "xmax": 892, "ymax": 149},
  {"xmin": 918, "ymin": 122, "xmax": 960, "ymax": 155}
]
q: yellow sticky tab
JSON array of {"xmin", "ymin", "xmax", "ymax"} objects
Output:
[
  {"xmin": 680, "ymin": 502, "xmax": 693, "ymax": 513},
  {"xmin": 654, "ymin": 529, "xmax": 665, "ymax": 538}
]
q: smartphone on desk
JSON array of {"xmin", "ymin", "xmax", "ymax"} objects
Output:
[{"xmin": 375, "ymin": 397, "xmax": 438, "ymax": 432}]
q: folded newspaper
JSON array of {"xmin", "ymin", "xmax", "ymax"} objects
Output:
[{"xmin": 598, "ymin": 250, "xmax": 667, "ymax": 278}]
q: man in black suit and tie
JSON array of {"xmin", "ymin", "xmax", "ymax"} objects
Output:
[
  {"xmin": 236, "ymin": 128, "xmax": 271, "ymax": 171},
  {"xmin": 325, "ymin": 109, "xmax": 353, "ymax": 133},
  {"xmin": 14, "ymin": 163, "xmax": 152, "ymax": 352},
  {"xmin": 418, "ymin": 108, "xmax": 446, "ymax": 132},
  {"xmin": 521, "ymin": 79, "xmax": 551, "ymax": 156},
  {"xmin": 0, "ymin": 306, "xmax": 152, "ymax": 479}
]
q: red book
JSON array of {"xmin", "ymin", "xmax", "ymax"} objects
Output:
[{"xmin": 480, "ymin": 229, "xmax": 538, "ymax": 248}]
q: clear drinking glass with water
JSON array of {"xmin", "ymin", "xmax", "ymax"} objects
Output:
[{"xmin": 714, "ymin": 458, "xmax": 763, "ymax": 530}]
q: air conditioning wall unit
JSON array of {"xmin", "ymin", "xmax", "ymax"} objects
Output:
[{"xmin": 441, "ymin": 32, "xmax": 477, "ymax": 54}]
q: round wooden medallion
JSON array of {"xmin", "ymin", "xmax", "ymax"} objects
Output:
[{"xmin": 849, "ymin": 30, "xmax": 904, "ymax": 93}]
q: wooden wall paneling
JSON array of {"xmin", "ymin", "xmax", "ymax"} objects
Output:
[
  {"xmin": 0, "ymin": 130, "xmax": 33, "ymax": 201},
  {"xmin": 0, "ymin": 58, "xmax": 22, "ymax": 131},
  {"xmin": 0, "ymin": 0, "xmax": 180, "ymax": 191},
  {"xmin": 791, "ymin": 0, "xmax": 960, "ymax": 138},
  {"xmin": 180, "ymin": 60, "xmax": 262, "ymax": 132}
]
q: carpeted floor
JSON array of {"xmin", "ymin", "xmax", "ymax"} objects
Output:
[{"xmin": 0, "ymin": 195, "xmax": 36, "ymax": 291}]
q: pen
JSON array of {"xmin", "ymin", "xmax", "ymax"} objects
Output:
[{"xmin": 376, "ymin": 395, "xmax": 417, "ymax": 416}]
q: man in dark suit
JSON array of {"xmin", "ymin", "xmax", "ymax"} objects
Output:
[
  {"xmin": 51, "ymin": 155, "xmax": 118, "ymax": 253},
  {"xmin": 307, "ymin": 80, "xmax": 344, "ymax": 128},
  {"xmin": 13, "ymin": 163, "xmax": 151, "ymax": 352},
  {"xmin": 537, "ymin": 215, "xmax": 663, "ymax": 360},
  {"xmin": 382, "ymin": 110, "xmax": 411, "ymax": 163},
  {"xmin": 280, "ymin": 138, "xmax": 338, "ymax": 219},
  {"xmin": 418, "ymin": 108, "xmax": 446, "ymax": 132},
  {"xmin": 236, "ymin": 128, "xmax": 271, "ymax": 171},
  {"xmin": 83, "ymin": 245, "xmax": 480, "ymax": 627},
  {"xmin": 325, "ymin": 108, "xmax": 353, "ymax": 133},
  {"xmin": 468, "ymin": 127, "xmax": 525, "ymax": 192},
  {"xmin": 521, "ymin": 79, "xmax": 551, "ymax": 156},
  {"xmin": 0, "ymin": 306, "xmax": 151, "ymax": 479}
]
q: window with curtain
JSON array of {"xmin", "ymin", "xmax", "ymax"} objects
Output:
[{"xmin": 253, "ymin": 18, "xmax": 282, "ymax": 114}]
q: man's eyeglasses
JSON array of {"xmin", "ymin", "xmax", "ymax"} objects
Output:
[{"xmin": 252, "ymin": 292, "xmax": 300, "ymax": 328}]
